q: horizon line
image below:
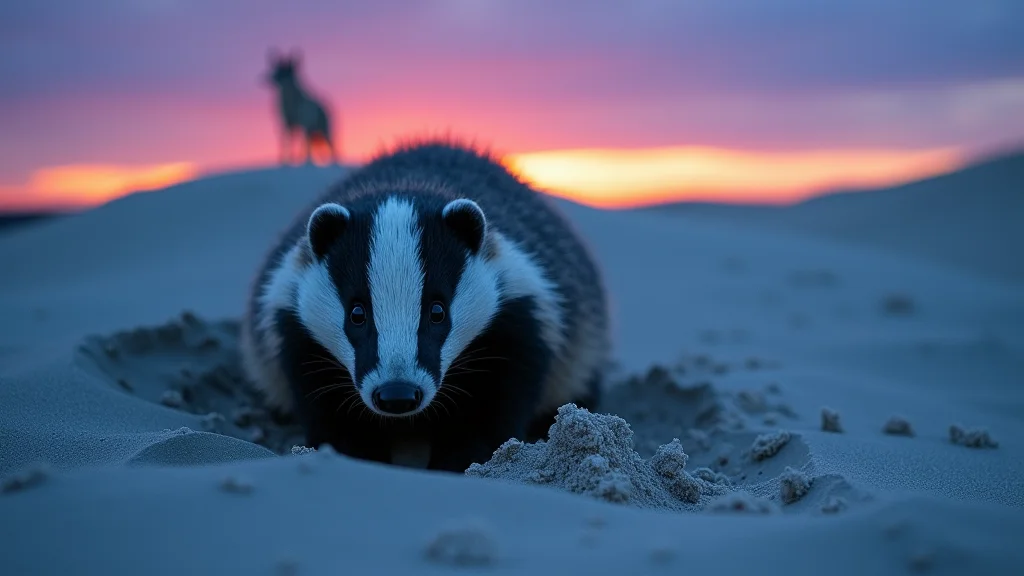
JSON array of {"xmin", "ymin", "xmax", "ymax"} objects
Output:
[{"xmin": 1, "ymin": 141, "xmax": 1020, "ymax": 215}]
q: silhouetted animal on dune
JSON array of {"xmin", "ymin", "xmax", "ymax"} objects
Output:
[{"xmin": 264, "ymin": 48, "xmax": 339, "ymax": 165}]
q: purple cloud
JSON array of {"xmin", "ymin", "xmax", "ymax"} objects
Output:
[{"xmin": 1, "ymin": 0, "xmax": 1022, "ymax": 105}]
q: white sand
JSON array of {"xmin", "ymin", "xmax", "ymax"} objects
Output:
[{"xmin": 2, "ymin": 163, "xmax": 1023, "ymax": 575}]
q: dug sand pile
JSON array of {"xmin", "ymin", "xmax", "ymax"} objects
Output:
[{"xmin": 466, "ymin": 404, "xmax": 731, "ymax": 511}]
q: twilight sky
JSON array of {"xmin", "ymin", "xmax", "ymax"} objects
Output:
[{"xmin": 2, "ymin": 0, "xmax": 1023, "ymax": 209}]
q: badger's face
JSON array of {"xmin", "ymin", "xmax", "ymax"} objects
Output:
[{"xmin": 295, "ymin": 195, "xmax": 501, "ymax": 418}]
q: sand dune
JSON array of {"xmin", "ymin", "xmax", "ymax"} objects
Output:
[
  {"xmin": 649, "ymin": 150, "xmax": 1024, "ymax": 286},
  {"xmin": 1, "ymin": 163, "xmax": 1023, "ymax": 575}
]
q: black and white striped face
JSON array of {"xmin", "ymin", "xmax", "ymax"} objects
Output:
[{"xmin": 295, "ymin": 195, "xmax": 501, "ymax": 418}]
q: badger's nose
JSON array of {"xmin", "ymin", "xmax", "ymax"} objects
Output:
[{"xmin": 371, "ymin": 381, "xmax": 424, "ymax": 415}]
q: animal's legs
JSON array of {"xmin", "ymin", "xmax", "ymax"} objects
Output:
[
  {"xmin": 323, "ymin": 134, "xmax": 339, "ymax": 165},
  {"xmin": 303, "ymin": 133, "xmax": 313, "ymax": 165},
  {"xmin": 279, "ymin": 129, "xmax": 292, "ymax": 165}
]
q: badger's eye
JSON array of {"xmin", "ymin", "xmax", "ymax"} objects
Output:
[
  {"xmin": 349, "ymin": 304, "xmax": 366, "ymax": 326},
  {"xmin": 429, "ymin": 302, "xmax": 446, "ymax": 324}
]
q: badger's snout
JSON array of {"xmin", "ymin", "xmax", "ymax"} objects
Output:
[{"xmin": 371, "ymin": 381, "xmax": 424, "ymax": 415}]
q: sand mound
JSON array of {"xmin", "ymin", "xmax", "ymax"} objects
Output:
[
  {"xmin": 464, "ymin": 401, "xmax": 865, "ymax": 516},
  {"xmin": 423, "ymin": 517, "xmax": 500, "ymax": 567},
  {"xmin": 125, "ymin": 427, "xmax": 275, "ymax": 467},
  {"xmin": 949, "ymin": 424, "xmax": 999, "ymax": 449},
  {"xmin": 467, "ymin": 404, "xmax": 731, "ymax": 511}
]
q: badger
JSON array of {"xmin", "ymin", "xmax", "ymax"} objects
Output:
[{"xmin": 239, "ymin": 139, "xmax": 611, "ymax": 472}]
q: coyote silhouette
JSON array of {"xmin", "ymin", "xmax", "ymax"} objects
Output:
[{"xmin": 264, "ymin": 48, "xmax": 338, "ymax": 165}]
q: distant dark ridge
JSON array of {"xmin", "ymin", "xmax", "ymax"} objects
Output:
[{"xmin": 0, "ymin": 211, "xmax": 73, "ymax": 234}]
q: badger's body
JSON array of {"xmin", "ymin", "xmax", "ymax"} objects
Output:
[{"xmin": 240, "ymin": 140, "xmax": 611, "ymax": 472}]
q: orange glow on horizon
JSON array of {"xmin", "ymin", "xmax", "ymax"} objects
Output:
[
  {"xmin": 1, "ymin": 163, "xmax": 198, "ymax": 210},
  {"xmin": 0, "ymin": 146, "xmax": 965, "ymax": 212},
  {"xmin": 504, "ymin": 146, "xmax": 964, "ymax": 208}
]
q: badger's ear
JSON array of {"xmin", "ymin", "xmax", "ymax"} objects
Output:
[
  {"xmin": 442, "ymin": 198, "xmax": 487, "ymax": 254},
  {"xmin": 306, "ymin": 202, "xmax": 350, "ymax": 260}
]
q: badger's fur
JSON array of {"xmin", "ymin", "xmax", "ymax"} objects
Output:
[{"xmin": 240, "ymin": 140, "xmax": 611, "ymax": 472}]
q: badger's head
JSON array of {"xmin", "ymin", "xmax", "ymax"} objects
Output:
[{"xmin": 295, "ymin": 195, "xmax": 501, "ymax": 418}]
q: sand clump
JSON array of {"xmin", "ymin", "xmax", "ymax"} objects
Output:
[
  {"xmin": 882, "ymin": 415, "xmax": 915, "ymax": 437},
  {"xmin": 750, "ymin": 430, "xmax": 792, "ymax": 461},
  {"xmin": 949, "ymin": 424, "xmax": 999, "ymax": 449},
  {"xmin": 466, "ymin": 404, "xmax": 730, "ymax": 511},
  {"xmin": 423, "ymin": 518, "xmax": 499, "ymax": 567},
  {"xmin": 692, "ymin": 467, "xmax": 731, "ymax": 487},
  {"xmin": 821, "ymin": 407, "xmax": 843, "ymax": 433},
  {"xmin": 650, "ymin": 439, "xmax": 704, "ymax": 503},
  {"xmin": 779, "ymin": 466, "xmax": 812, "ymax": 504}
]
